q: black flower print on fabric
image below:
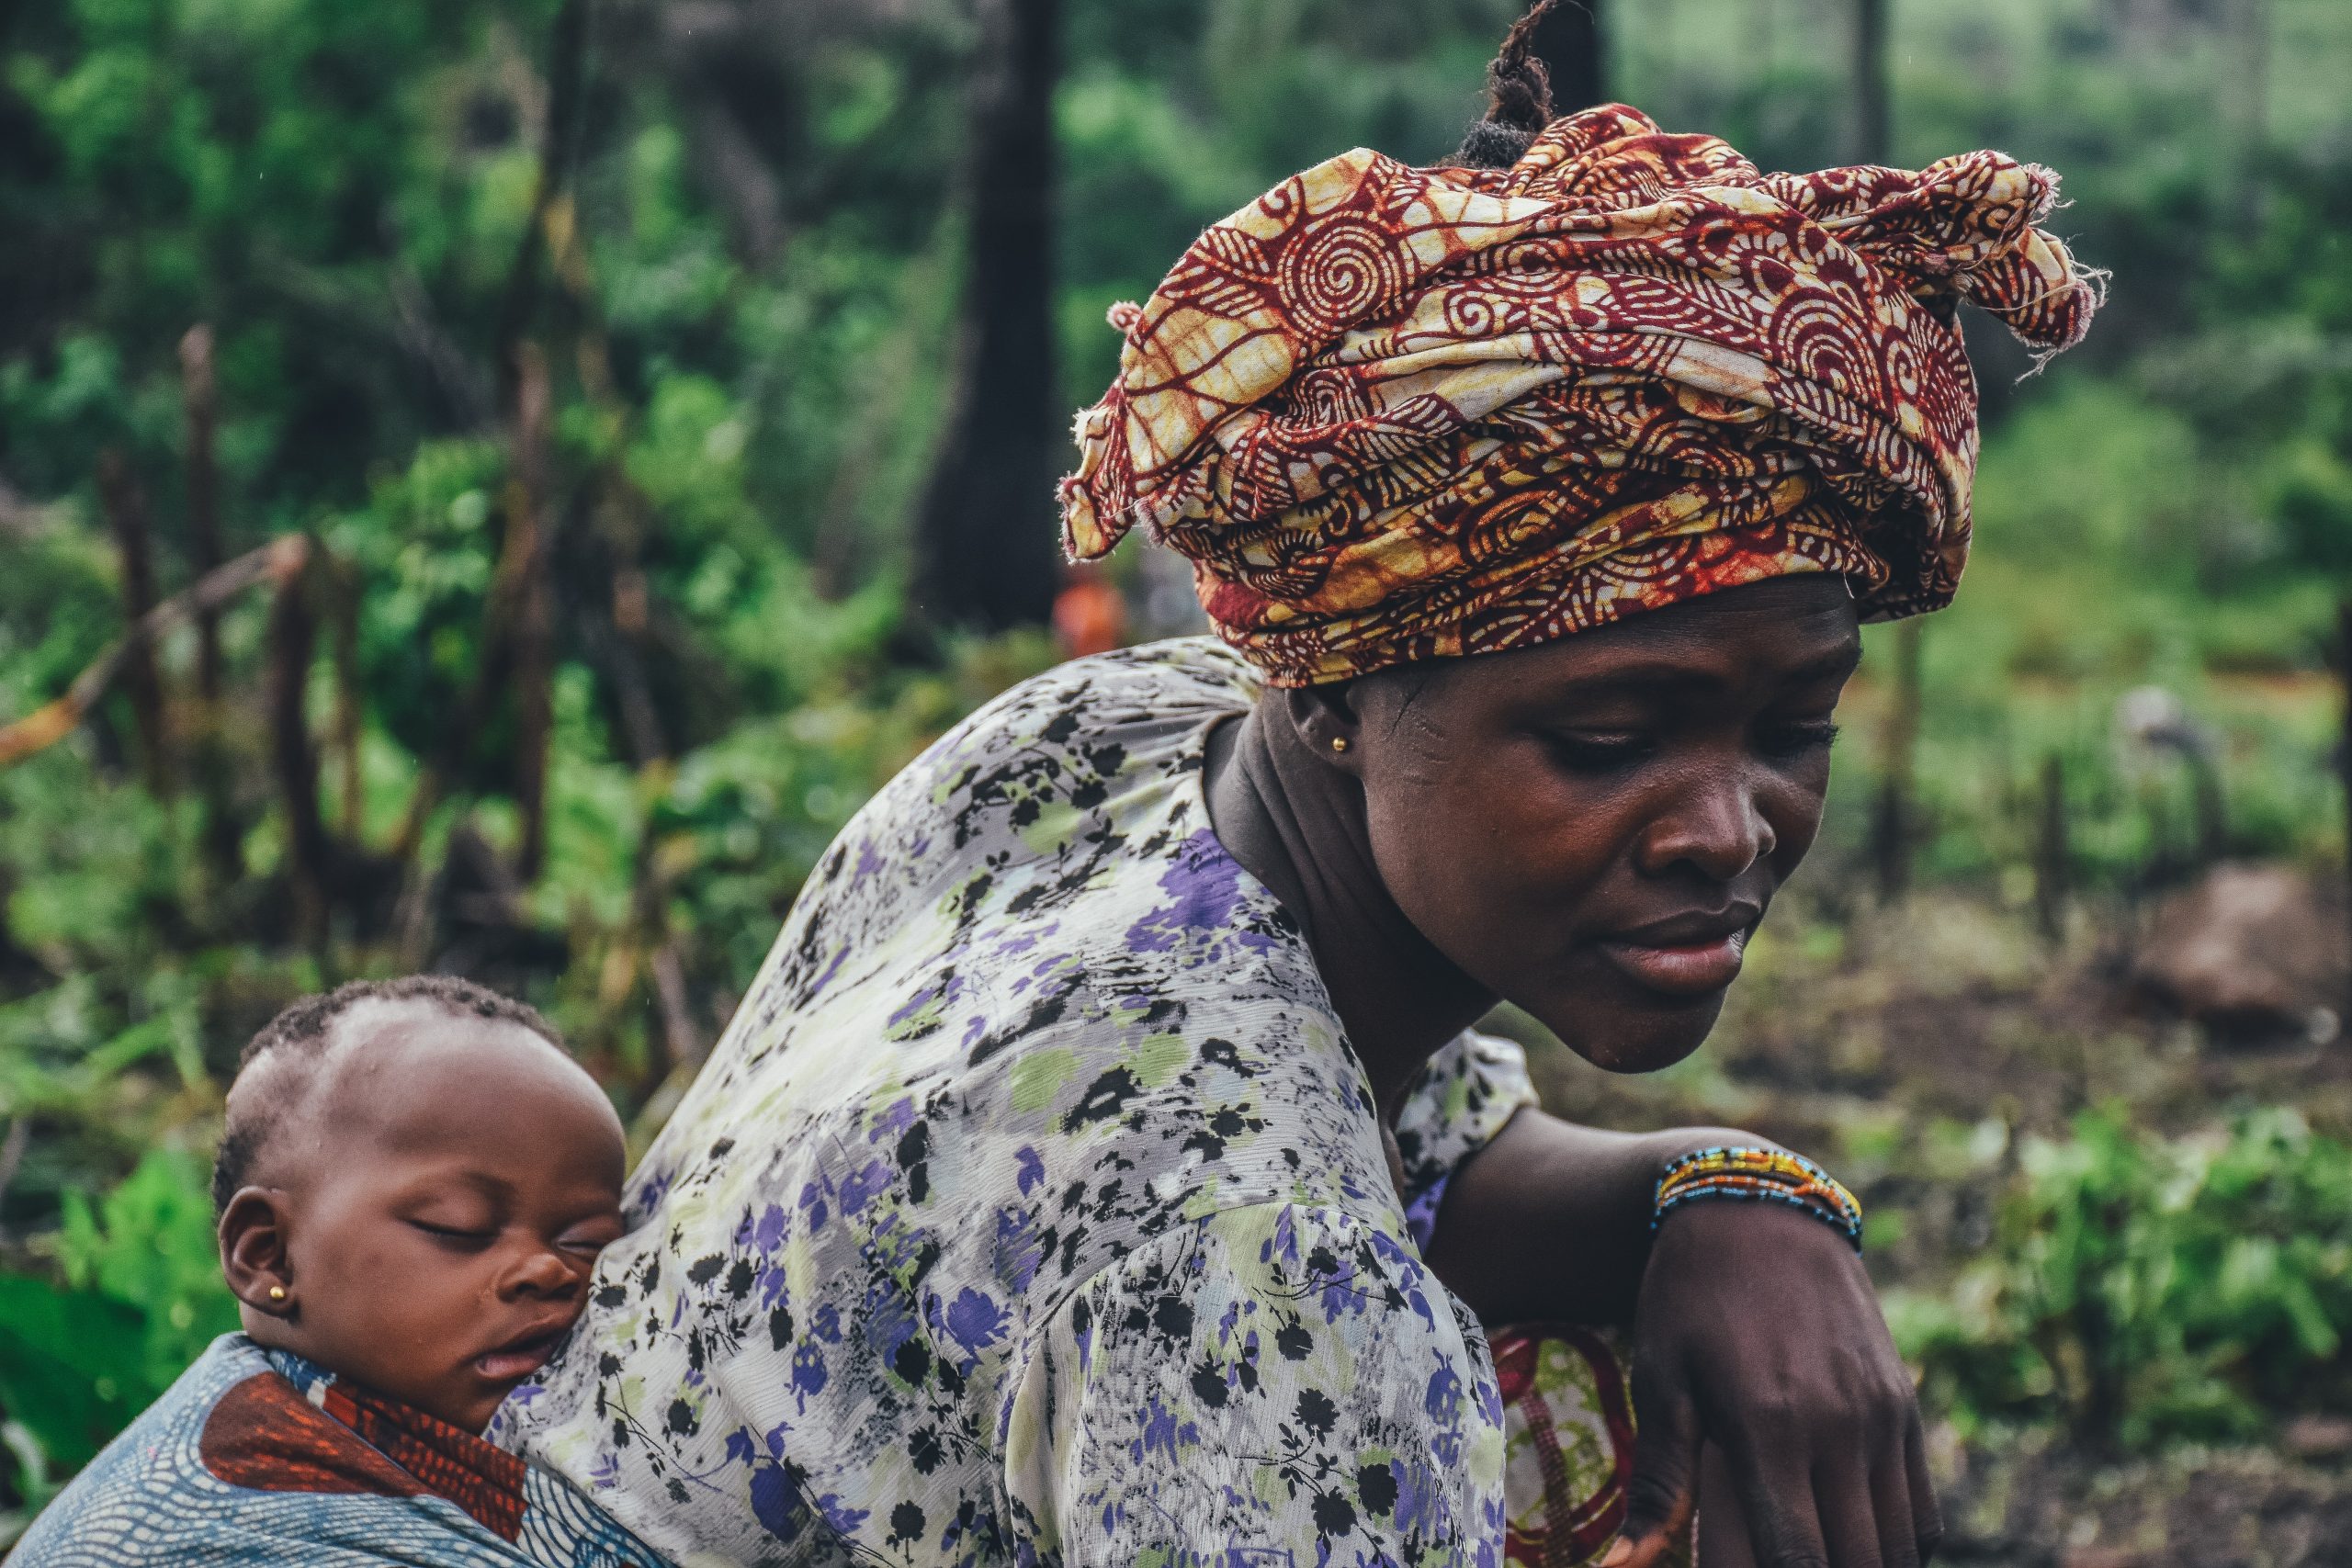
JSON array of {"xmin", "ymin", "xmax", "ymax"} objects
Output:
[{"xmin": 492, "ymin": 641, "xmax": 1536, "ymax": 1566}]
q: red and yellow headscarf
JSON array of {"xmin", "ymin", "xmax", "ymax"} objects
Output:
[{"xmin": 1059, "ymin": 106, "xmax": 2099, "ymax": 687}]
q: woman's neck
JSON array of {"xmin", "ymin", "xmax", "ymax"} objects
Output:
[{"xmin": 1204, "ymin": 697, "xmax": 1494, "ymax": 1113}]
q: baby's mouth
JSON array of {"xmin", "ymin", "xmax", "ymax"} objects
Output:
[{"xmin": 473, "ymin": 1323, "xmax": 569, "ymax": 1383}]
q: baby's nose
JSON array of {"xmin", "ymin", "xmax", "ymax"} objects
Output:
[{"xmin": 505, "ymin": 1245, "xmax": 583, "ymax": 1297}]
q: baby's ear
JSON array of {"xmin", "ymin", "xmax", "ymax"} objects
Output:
[{"xmin": 219, "ymin": 1188, "xmax": 297, "ymax": 1319}]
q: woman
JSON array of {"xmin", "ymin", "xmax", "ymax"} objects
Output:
[{"xmin": 496, "ymin": 44, "xmax": 2097, "ymax": 1568}]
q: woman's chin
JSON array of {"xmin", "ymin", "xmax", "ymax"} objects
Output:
[{"xmin": 1532, "ymin": 991, "xmax": 1725, "ymax": 1075}]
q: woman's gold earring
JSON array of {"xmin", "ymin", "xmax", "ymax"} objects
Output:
[
  {"xmin": 268, "ymin": 1285, "xmax": 288, "ymax": 1303},
  {"xmin": 1329, "ymin": 736, "xmax": 1350, "ymax": 754}
]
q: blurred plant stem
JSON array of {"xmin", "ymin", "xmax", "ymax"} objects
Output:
[
  {"xmin": 1872, "ymin": 617, "xmax": 1923, "ymax": 904},
  {"xmin": 95, "ymin": 455, "xmax": 170, "ymax": 800}
]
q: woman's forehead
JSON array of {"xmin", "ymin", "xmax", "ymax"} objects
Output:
[{"xmin": 1428, "ymin": 576, "xmax": 1862, "ymax": 706}]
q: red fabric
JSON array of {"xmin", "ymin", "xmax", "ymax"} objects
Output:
[
  {"xmin": 199, "ymin": 1373, "xmax": 424, "ymax": 1503},
  {"xmin": 321, "ymin": 1382, "xmax": 527, "ymax": 1542},
  {"xmin": 1490, "ymin": 1326, "xmax": 1638, "ymax": 1566},
  {"xmin": 198, "ymin": 1371, "xmax": 526, "ymax": 1542}
]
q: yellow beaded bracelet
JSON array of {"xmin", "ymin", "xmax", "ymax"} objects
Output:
[{"xmin": 1653, "ymin": 1145, "xmax": 1863, "ymax": 1252}]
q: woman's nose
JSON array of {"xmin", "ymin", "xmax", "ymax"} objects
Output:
[{"xmin": 1634, "ymin": 766, "xmax": 1777, "ymax": 882}]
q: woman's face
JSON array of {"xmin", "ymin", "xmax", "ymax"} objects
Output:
[{"xmin": 1344, "ymin": 574, "xmax": 1862, "ymax": 1073}]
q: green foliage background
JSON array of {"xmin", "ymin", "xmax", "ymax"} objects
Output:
[{"xmin": 1, "ymin": 0, "xmax": 2348, "ymax": 1534}]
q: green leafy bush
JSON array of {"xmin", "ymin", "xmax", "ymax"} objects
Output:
[
  {"xmin": 0, "ymin": 1146, "xmax": 235, "ymax": 1517},
  {"xmin": 1889, "ymin": 1109, "xmax": 2352, "ymax": 1451}
]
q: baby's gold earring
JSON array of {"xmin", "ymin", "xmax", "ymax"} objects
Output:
[
  {"xmin": 268, "ymin": 1285, "xmax": 288, "ymax": 1303},
  {"xmin": 1329, "ymin": 736, "xmax": 1350, "ymax": 754}
]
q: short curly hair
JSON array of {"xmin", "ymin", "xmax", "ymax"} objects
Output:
[{"xmin": 210, "ymin": 975, "xmax": 564, "ymax": 1216}]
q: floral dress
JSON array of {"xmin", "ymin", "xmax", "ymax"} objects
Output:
[{"xmin": 493, "ymin": 640, "xmax": 1538, "ymax": 1566}]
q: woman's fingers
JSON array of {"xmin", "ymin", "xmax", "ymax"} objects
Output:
[
  {"xmin": 1697, "ymin": 1441, "xmax": 1760, "ymax": 1568},
  {"xmin": 1903, "ymin": 1407, "xmax": 1943, "ymax": 1564},
  {"xmin": 1815, "ymin": 1439, "xmax": 1902, "ymax": 1568},
  {"xmin": 1748, "ymin": 1418, "xmax": 1929, "ymax": 1568},
  {"xmin": 1603, "ymin": 1362, "xmax": 1701, "ymax": 1568},
  {"xmin": 1866, "ymin": 1452, "xmax": 1926, "ymax": 1568},
  {"xmin": 1721, "ymin": 1437, "xmax": 1836, "ymax": 1568}
]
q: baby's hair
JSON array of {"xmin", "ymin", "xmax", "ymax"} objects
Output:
[{"xmin": 211, "ymin": 975, "xmax": 565, "ymax": 1216}]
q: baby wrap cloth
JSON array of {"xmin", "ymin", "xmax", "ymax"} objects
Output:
[{"xmin": 11, "ymin": 1334, "xmax": 663, "ymax": 1568}]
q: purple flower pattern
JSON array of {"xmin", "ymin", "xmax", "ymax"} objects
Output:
[{"xmin": 492, "ymin": 641, "xmax": 1533, "ymax": 1566}]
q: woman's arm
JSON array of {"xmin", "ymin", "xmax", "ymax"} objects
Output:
[
  {"xmin": 1425, "ymin": 1107, "xmax": 1940, "ymax": 1568},
  {"xmin": 1419, "ymin": 1107, "xmax": 1761, "ymax": 1325}
]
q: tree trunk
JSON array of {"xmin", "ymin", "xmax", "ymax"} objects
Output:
[
  {"xmin": 180, "ymin": 323, "xmax": 248, "ymax": 885},
  {"xmin": 1853, "ymin": 0, "xmax": 1891, "ymax": 163},
  {"xmin": 267, "ymin": 553, "xmax": 329, "ymax": 950},
  {"xmin": 1528, "ymin": 0, "xmax": 1606, "ymax": 115},
  {"xmin": 910, "ymin": 0, "xmax": 1063, "ymax": 634}
]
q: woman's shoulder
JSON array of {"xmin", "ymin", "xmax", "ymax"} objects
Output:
[
  {"xmin": 876, "ymin": 636, "xmax": 1259, "ymax": 843},
  {"xmin": 703, "ymin": 638, "xmax": 1258, "ymax": 1040},
  {"xmin": 972, "ymin": 636, "xmax": 1261, "ymax": 728},
  {"xmin": 912, "ymin": 636, "xmax": 1258, "ymax": 786}
]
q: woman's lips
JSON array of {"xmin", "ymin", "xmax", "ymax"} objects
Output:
[{"xmin": 1596, "ymin": 927, "xmax": 1750, "ymax": 997}]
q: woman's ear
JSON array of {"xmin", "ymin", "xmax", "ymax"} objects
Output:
[
  {"xmin": 219, "ymin": 1188, "xmax": 297, "ymax": 1319},
  {"xmin": 1281, "ymin": 685, "xmax": 1363, "ymax": 775}
]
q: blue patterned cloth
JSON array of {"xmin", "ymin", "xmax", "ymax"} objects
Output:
[{"xmin": 13, "ymin": 1335, "xmax": 662, "ymax": 1568}]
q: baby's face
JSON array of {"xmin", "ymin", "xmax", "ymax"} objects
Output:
[{"xmin": 226, "ymin": 1000, "xmax": 626, "ymax": 1432}]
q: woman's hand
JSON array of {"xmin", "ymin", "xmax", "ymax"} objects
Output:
[
  {"xmin": 1421, "ymin": 1109, "xmax": 1938, "ymax": 1568},
  {"xmin": 1607, "ymin": 1200, "xmax": 1939, "ymax": 1568}
]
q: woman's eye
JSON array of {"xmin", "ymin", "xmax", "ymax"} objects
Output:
[
  {"xmin": 1760, "ymin": 719, "xmax": 1840, "ymax": 759},
  {"xmin": 1545, "ymin": 731, "xmax": 1657, "ymax": 772}
]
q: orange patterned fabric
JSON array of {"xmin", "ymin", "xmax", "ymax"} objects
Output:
[
  {"xmin": 1059, "ymin": 105, "xmax": 2099, "ymax": 686},
  {"xmin": 198, "ymin": 1369, "xmax": 529, "ymax": 1541}
]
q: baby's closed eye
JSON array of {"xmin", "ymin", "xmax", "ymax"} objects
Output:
[
  {"xmin": 558, "ymin": 1217, "xmax": 623, "ymax": 1257},
  {"xmin": 409, "ymin": 1216, "xmax": 500, "ymax": 1250}
]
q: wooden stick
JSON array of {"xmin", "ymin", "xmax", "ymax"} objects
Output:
[
  {"xmin": 650, "ymin": 941, "xmax": 704, "ymax": 1071},
  {"xmin": 96, "ymin": 451, "xmax": 173, "ymax": 795},
  {"xmin": 1871, "ymin": 619, "xmax": 1923, "ymax": 904},
  {"xmin": 0, "ymin": 536, "xmax": 309, "ymax": 769},
  {"xmin": 2034, "ymin": 752, "xmax": 2069, "ymax": 946},
  {"xmin": 330, "ymin": 559, "xmax": 365, "ymax": 841},
  {"xmin": 507, "ymin": 342, "xmax": 556, "ymax": 883},
  {"xmin": 2339, "ymin": 598, "xmax": 2352, "ymax": 1026}
]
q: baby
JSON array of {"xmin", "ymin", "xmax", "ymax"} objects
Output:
[
  {"xmin": 210, "ymin": 974, "xmax": 627, "ymax": 1434},
  {"xmin": 14, "ymin": 975, "xmax": 650, "ymax": 1567}
]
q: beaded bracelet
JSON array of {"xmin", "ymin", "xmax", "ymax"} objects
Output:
[{"xmin": 1652, "ymin": 1145, "xmax": 1864, "ymax": 1253}]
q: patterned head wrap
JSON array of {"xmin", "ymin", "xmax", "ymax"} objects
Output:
[{"xmin": 1059, "ymin": 106, "xmax": 2099, "ymax": 687}]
